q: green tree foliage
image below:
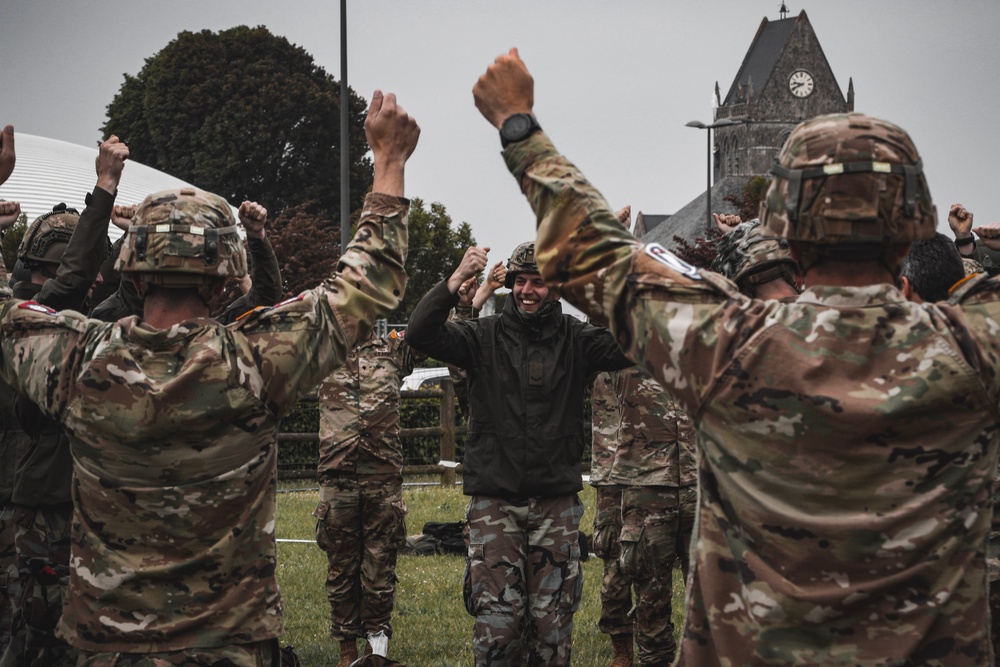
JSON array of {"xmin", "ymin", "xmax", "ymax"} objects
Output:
[
  {"xmin": 395, "ymin": 198, "xmax": 476, "ymax": 324},
  {"xmin": 101, "ymin": 25, "xmax": 372, "ymax": 221},
  {"xmin": 267, "ymin": 197, "xmax": 475, "ymax": 317},
  {"xmin": 724, "ymin": 175, "xmax": 772, "ymax": 222}
]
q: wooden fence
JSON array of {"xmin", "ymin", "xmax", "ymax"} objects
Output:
[{"xmin": 277, "ymin": 377, "xmax": 467, "ymax": 486}]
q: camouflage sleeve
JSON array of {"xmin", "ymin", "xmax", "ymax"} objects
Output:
[
  {"xmin": 0, "ymin": 301, "xmax": 95, "ymax": 419},
  {"xmin": 503, "ymin": 131, "xmax": 745, "ymax": 407},
  {"xmin": 240, "ymin": 192, "xmax": 408, "ymax": 415},
  {"xmin": 36, "ymin": 186, "xmax": 114, "ymax": 312}
]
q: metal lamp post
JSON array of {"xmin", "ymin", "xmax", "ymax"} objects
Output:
[{"xmin": 685, "ymin": 118, "xmax": 738, "ymax": 231}]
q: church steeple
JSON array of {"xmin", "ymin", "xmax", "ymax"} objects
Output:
[{"xmin": 779, "ymin": 2, "xmax": 789, "ymax": 20}]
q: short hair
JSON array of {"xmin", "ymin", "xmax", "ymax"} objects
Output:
[{"xmin": 900, "ymin": 233, "xmax": 966, "ymax": 302}]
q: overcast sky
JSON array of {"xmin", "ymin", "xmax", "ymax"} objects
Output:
[{"xmin": 1, "ymin": 0, "xmax": 997, "ymax": 276}]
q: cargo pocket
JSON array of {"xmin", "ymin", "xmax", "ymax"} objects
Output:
[
  {"xmin": 389, "ymin": 498, "xmax": 408, "ymax": 550},
  {"xmin": 592, "ymin": 521, "xmax": 621, "ymax": 560},
  {"xmin": 463, "ymin": 541, "xmax": 485, "ymax": 617},
  {"xmin": 556, "ymin": 540, "xmax": 583, "ymax": 613},
  {"xmin": 617, "ymin": 523, "xmax": 646, "ymax": 580}
]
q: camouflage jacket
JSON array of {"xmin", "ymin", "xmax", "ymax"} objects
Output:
[
  {"xmin": 506, "ymin": 131, "xmax": 1000, "ymax": 666},
  {"xmin": 0, "ymin": 192, "xmax": 408, "ymax": 653},
  {"xmin": 606, "ymin": 367, "xmax": 697, "ymax": 488},
  {"xmin": 317, "ymin": 327, "xmax": 419, "ymax": 478},
  {"xmin": 589, "ymin": 370, "xmax": 620, "ymax": 486}
]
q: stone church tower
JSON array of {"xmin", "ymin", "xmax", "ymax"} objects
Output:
[
  {"xmin": 642, "ymin": 7, "xmax": 854, "ymax": 248},
  {"xmin": 713, "ymin": 8, "xmax": 853, "ymax": 180}
]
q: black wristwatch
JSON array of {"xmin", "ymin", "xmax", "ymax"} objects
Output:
[{"xmin": 500, "ymin": 113, "xmax": 541, "ymax": 148}]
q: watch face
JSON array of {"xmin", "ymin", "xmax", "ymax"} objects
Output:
[
  {"xmin": 502, "ymin": 114, "xmax": 533, "ymax": 140},
  {"xmin": 788, "ymin": 70, "xmax": 814, "ymax": 98}
]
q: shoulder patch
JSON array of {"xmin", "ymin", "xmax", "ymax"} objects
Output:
[
  {"xmin": 644, "ymin": 243, "xmax": 702, "ymax": 280},
  {"xmin": 18, "ymin": 301, "xmax": 57, "ymax": 316}
]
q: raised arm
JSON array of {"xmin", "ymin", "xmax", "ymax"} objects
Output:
[
  {"xmin": 0, "ymin": 125, "xmax": 14, "ymax": 186},
  {"xmin": 37, "ymin": 136, "xmax": 129, "ymax": 312},
  {"xmin": 322, "ymin": 90, "xmax": 418, "ymax": 346},
  {"xmin": 217, "ymin": 201, "xmax": 283, "ymax": 323}
]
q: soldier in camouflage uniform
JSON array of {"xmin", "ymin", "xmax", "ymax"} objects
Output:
[
  {"xmin": 407, "ymin": 242, "xmax": 631, "ymax": 667},
  {"xmin": 476, "ymin": 49, "xmax": 1000, "ymax": 666},
  {"xmin": 0, "ymin": 92, "xmax": 416, "ymax": 667},
  {"xmin": 709, "ymin": 218, "xmax": 800, "ymax": 299},
  {"xmin": 1, "ymin": 136, "xmax": 129, "ymax": 667},
  {"xmin": 315, "ymin": 326, "xmax": 422, "ymax": 666},
  {"xmin": 0, "ymin": 200, "xmax": 30, "ymax": 655},
  {"xmin": 589, "ymin": 370, "xmax": 634, "ymax": 667},
  {"xmin": 613, "ymin": 370, "xmax": 697, "ymax": 667}
]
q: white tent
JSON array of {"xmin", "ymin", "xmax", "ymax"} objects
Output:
[{"xmin": 0, "ymin": 133, "xmax": 226, "ymax": 240}]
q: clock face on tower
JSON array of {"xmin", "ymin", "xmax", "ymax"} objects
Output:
[{"xmin": 788, "ymin": 70, "xmax": 814, "ymax": 98}]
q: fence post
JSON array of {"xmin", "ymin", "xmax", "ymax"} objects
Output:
[{"xmin": 438, "ymin": 377, "xmax": 457, "ymax": 487}]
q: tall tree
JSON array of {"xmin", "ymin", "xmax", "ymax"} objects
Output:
[
  {"xmin": 102, "ymin": 25, "xmax": 372, "ymax": 221},
  {"xmin": 396, "ymin": 199, "xmax": 476, "ymax": 324},
  {"xmin": 268, "ymin": 198, "xmax": 475, "ymax": 322}
]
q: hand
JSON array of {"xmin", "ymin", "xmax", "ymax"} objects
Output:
[
  {"xmin": 110, "ymin": 204, "xmax": 136, "ymax": 232},
  {"xmin": 948, "ymin": 203, "xmax": 974, "ymax": 238},
  {"xmin": 95, "ymin": 135, "xmax": 130, "ymax": 194},
  {"xmin": 238, "ymin": 200, "xmax": 267, "ymax": 239},
  {"xmin": 614, "ymin": 205, "xmax": 631, "ymax": 231},
  {"xmin": 366, "ymin": 90, "xmax": 420, "ymax": 197},
  {"xmin": 456, "ymin": 276, "xmax": 479, "ymax": 307},
  {"xmin": 973, "ymin": 222, "xmax": 1000, "ymax": 251},
  {"xmin": 473, "ymin": 47, "xmax": 534, "ymax": 129},
  {"xmin": 447, "ymin": 246, "xmax": 490, "ymax": 293},
  {"xmin": 485, "ymin": 261, "xmax": 506, "ymax": 291},
  {"xmin": 0, "ymin": 125, "xmax": 14, "ymax": 186},
  {"xmin": 714, "ymin": 213, "xmax": 742, "ymax": 234},
  {"xmin": 0, "ymin": 200, "xmax": 21, "ymax": 230}
]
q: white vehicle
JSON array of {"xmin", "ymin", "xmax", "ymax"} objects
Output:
[{"xmin": 401, "ymin": 367, "xmax": 453, "ymax": 391}]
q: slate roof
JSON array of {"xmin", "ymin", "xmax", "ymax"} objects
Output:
[
  {"xmin": 723, "ymin": 16, "xmax": 798, "ymax": 105},
  {"xmin": 642, "ymin": 177, "xmax": 745, "ymax": 250}
]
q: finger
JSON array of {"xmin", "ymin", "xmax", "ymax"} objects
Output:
[
  {"xmin": 367, "ymin": 90, "xmax": 384, "ymax": 120},
  {"xmin": 2, "ymin": 125, "xmax": 14, "ymax": 155}
]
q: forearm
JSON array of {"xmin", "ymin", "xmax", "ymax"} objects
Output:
[
  {"xmin": 407, "ymin": 280, "xmax": 468, "ymax": 363},
  {"xmin": 37, "ymin": 186, "xmax": 115, "ymax": 311},
  {"xmin": 245, "ymin": 235, "xmax": 282, "ymax": 306},
  {"xmin": 324, "ymin": 191, "xmax": 408, "ymax": 345},
  {"xmin": 503, "ymin": 132, "xmax": 639, "ymax": 331}
]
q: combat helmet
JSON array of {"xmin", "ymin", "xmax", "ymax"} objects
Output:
[
  {"xmin": 710, "ymin": 219, "xmax": 799, "ymax": 296},
  {"xmin": 18, "ymin": 203, "xmax": 80, "ymax": 269},
  {"xmin": 505, "ymin": 241, "xmax": 538, "ymax": 289},
  {"xmin": 115, "ymin": 187, "xmax": 247, "ymax": 301},
  {"xmin": 759, "ymin": 112, "xmax": 936, "ymax": 272}
]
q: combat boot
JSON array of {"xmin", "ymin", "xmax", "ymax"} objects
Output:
[
  {"xmin": 335, "ymin": 639, "xmax": 358, "ymax": 667},
  {"xmin": 609, "ymin": 633, "xmax": 634, "ymax": 667}
]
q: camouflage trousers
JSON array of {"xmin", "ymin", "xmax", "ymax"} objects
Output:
[
  {"xmin": 0, "ymin": 503, "xmax": 76, "ymax": 667},
  {"xmin": 592, "ymin": 486, "xmax": 632, "ymax": 637},
  {"xmin": 463, "ymin": 494, "xmax": 584, "ymax": 667},
  {"xmin": 0, "ymin": 505, "xmax": 19, "ymax": 654},
  {"xmin": 75, "ymin": 638, "xmax": 280, "ymax": 667},
  {"xmin": 313, "ymin": 474, "xmax": 407, "ymax": 641},
  {"xmin": 618, "ymin": 485, "xmax": 696, "ymax": 667}
]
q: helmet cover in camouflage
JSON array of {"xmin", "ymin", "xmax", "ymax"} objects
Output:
[
  {"xmin": 505, "ymin": 241, "xmax": 539, "ymax": 289},
  {"xmin": 115, "ymin": 188, "xmax": 247, "ymax": 292},
  {"xmin": 710, "ymin": 219, "xmax": 798, "ymax": 294},
  {"xmin": 760, "ymin": 113, "xmax": 936, "ymax": 251},
  {"xmin": 18, "ymin": 203, "xmax": 80, "ymax": 266}
]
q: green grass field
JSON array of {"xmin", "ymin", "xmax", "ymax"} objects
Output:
[{"xmin": 275, "ymin": 480, "xmax": 686, "ymax": 666}]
